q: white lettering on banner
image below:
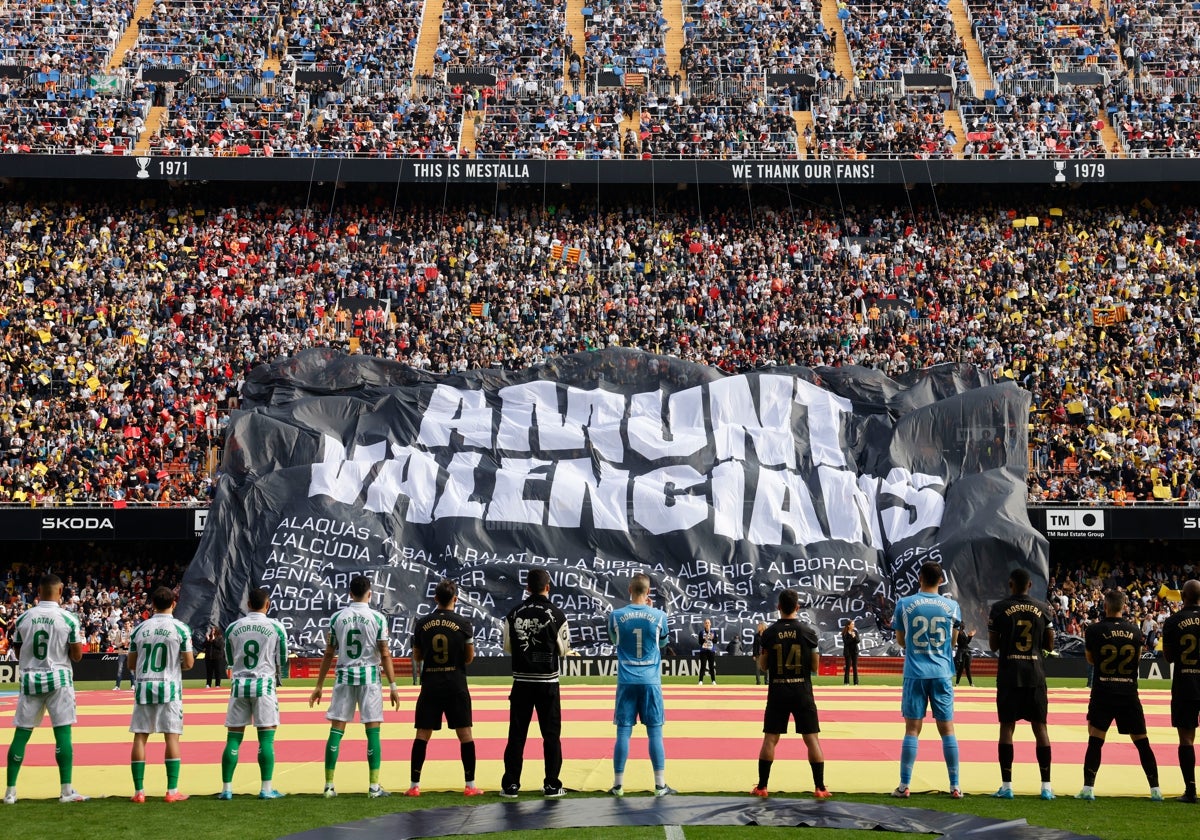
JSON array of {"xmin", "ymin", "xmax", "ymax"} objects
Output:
[
  {"xmin": 305, "ymin": 373, "xmax": 944, "ymax": 547},
  {"xmin": 546, "ymin": 459, "xmax": 629, "ymax": 531},
  {"xmin": 628, "ymin": 388, "xmax": 707, "ymax": 459},
  {"xmin": 243, "ymin": 366, "xmax": 1012, "ymax": 659},
  {"xmin": 632, "ymin": 465, "xmax": 709, "ymax": 535},
  {"xmin": 488, "ymin": 458, "xmax": 552, "ymax": 525}
]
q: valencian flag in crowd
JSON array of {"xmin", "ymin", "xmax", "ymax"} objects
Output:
[{"xmin": 178, "ymin": 348, "xmax": 1046, "ymax": 658}]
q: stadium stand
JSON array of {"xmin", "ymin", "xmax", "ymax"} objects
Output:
[
  {"xmin": 841, "ymin": 0, "xmax": 971, "ymax": 83},
  {"xmin": 967, "ymin": 0, "xmax": 1118, "ymax": 82},
  {"xmin": 0, "ymin": 554, "xmax": 189, "ymax": 652},
  {"xmin": 957, "ymin": 86, "xmax": 1109, "ymax": 158},
  {"xmin": 24, "ymin": 0, "xmax": 1200, "ymax": 156},
  {"xmin": 1048, "ymin": 557, "xmax": 1195, "ymax": 650},
  {"xmin": 0, "ymin": 185, "xmax": 1196, "ymax": 506},
  {"xmin": 5, "ymin": 2, "xmax": 1200, "ymax": 506}
]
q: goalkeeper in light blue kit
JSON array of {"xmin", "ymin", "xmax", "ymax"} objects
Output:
[
  {"xmin": 606, "ymin": 572, "xmax": 675, "ymax": 797},
  {"xmin": 218, "ymin": 587, "xmax": 288, "ymax": 800},
  {"xmin": 892, "ymin": 560, "xmax": 963, "ymax": 799}
]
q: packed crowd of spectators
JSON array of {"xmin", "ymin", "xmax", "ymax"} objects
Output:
[
  {"xmin": 1, "ymin": 185, "xmax": 1200, "ymax": 504},
  {"xmin": 435, "ymin": 0, "xmax": 570, "ymax": 87},
  {"xmin": 583, "ymin": 0, "xmax": 670, "ymax": 86},
  {"xmin": 842, "ymin": 0, "xmax": 970, "ymax": 81},
  {"xmin": 123, "ymin": 1, "xmax": 274, "ymax": 73},
  {"xmin": 17, "ymin": 0, "xmax": 1200, "ymax": 159},
  {"xmin": 1113, "ymin": 91, "xmax": 1200, "ymax": 157},
  {"xmin": 1112, "ymin": 0, "xmax": 1200, "ymax": 80},
  {"xmin": 280, "ymin": 0, "xmax": 421, "ymax": 79},
  {"xmin": 0, "ymin": 81, "xmax": 149, "ymax": 154},
  {"xmin": 680, "ymin": 0, "xmax": 836, "ymax": 78},
  {"xmin": 0, "ymin": 0, "xmax": 132, "ymax": 70},
  {"xmin": 1046, "ymin": 556, "xmax": 1197, "ymax": 653},
  {"xmin": 631, "ymin": 93, "xmax": 800, "ymax": 157},
  {"xmin": 809, "ymin": 93, "xmax": 954, "ymax": 157},
  {"xmin": 474, "ymin": 89, "xmax": 622, "ymax": 158},
  {"xmin": 958, "ymin": 86, "xmax": 1109, "ymax": 158},
  {"xmin": 969, "ymin": 0, "xmax": 1118, "ymax": 81},
  {"xmin": 0, "ymin": 551, "xmax": 188, "ymax": 657}
]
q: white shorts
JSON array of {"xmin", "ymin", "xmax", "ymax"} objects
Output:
[
  {"xmin": 13, "ymin": 686, "xmax": 77, "ymax": 729},
  {"xmin": 327, "ymin": 684, "xmax": 383, "ymax": 724},
  {"xmin": 130, "ymin": 700, "xmax": 185, "ymax": 735},
  {"xmin": 225, "ymin": 694, "xmax": 280, "ymax": 729}
]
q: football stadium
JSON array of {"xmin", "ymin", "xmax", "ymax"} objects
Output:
[{"xmin": 3, "ymin": 1, "xmax": 1200, "ymax": 839}]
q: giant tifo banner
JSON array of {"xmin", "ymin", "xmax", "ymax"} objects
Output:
[{"xmin": 177, "ymin": 348, "xmax": 1047, "ymax": 658}]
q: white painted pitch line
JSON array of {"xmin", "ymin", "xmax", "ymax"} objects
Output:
[{"xmin": 664, "ymin": 825, "xmax": 686, "ymax": 840}]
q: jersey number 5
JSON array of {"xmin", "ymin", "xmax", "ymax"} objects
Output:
[{"xmin": 909, "ymin": 615, "xmax": 951, "ymax": 652}]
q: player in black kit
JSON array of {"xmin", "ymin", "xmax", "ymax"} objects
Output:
[
  {"xmin": 751, "ymin": 589, "xmax": 830, "ymax": 799},
  {"xmin": 1163, "ymin": 578, "xmax": 1200, "ymax": 803},
  {"xmin": 988, "ymin": 568, "xmax": 1055, "ymax": 799},
  {"xmin": 500, "ymin": 568, "xmax": 572, "ymax": 799},
  {"xmin": 1076, "ymin": 589, "xmax": 1162, "ymax": 801},
  {"xmin": 407, "ymin": 579, "xmax": 482, "ymax": 797}
]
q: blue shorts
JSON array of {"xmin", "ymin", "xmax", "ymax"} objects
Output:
[
  {"xmin": 614, "ymin": 683, "xmax": 664, "ymax": 727},
  {"xmin": 901, "ymin": 677, "xmax": 955, "ymax": 722}
]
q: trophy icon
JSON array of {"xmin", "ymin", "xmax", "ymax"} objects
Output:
[
  {"xmin": 1053, "ymin": 161, "xmax": 1066, "ymax": 183},
  {"xmin": 135, "ymin": 157, "xmax": 151, "ymax": 179}
]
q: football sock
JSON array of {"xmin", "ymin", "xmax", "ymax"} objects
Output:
[
  {"xmin": 900, "ymin": 734, "xmax": 918, "ymax": 787},
  {"xmin": 366, "ymin": 728, "xmax": 382, "ymax": 785},
  {"xmin": 222, "ymin": 731, "xmax": 244, "ymax": 784},
  {"xmin": 647, "ymin": 725, "xmax": 666, "ymax": 772},
  {"xmin": 7, "ymin": 727, "xmax": 32, "ymax": 786},
  {"xmin": 52, "ymin": 726, "xmax": 73, "ymax": 785},
  {"xmin": 131, "ymin": 760, "xmax": 145, "ymax": 791},
  {"xmin": 460, "ymin": 741, "xmax": 476, "ymax": 785},
  {"xmin": 1083, "ymin": 736, "xmax": 1104, "ymax": 787},
  {"xmin": 258, "ymin": 730, "xmax": 275, "ymax": 783},
  {"xmin": 1135, "ymin": 738, "xmax": 1159, "ymax": 788},
  {"xmin": 1036, "ymin": 743, "xmax": 1052, "ymax": 784},
  {"xmin": 165, "ymin": 758, "xmax": 181, "ymax": 793},
  {"xmin": 410, "ymin": 739, "xmax": 428, "ymax": 784},
  {"xmin": 942, "ymin": 735, "xmax": 960, "ymax": 788},
  {"xmin": 758, "ymin": 759, "xmax": 772, "ymax": 789},
  {"xmin": 614, "ymin": 725, "xmax": 632, "ymax": 774},
  {"xmin": 810, "ymin": 761, "xmax": 825, "ymax": 790},
  {"xmin": 998, "ymin": 742, "xmax": 1014, "ymax": 783},
  {"xmin": 1180, "ymin": 744, "xmax": 1197, "ymax": 791},
  {"xmin": 324, "ymin": 729, "xmax": 344, "ymax": 784}
]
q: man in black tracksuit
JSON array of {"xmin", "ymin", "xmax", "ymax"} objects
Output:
[{"xmin": 500, "ymin": 568, "xmax": 572, "ymax": 798}]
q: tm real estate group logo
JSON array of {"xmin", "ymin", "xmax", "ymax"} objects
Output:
[{"xmin": 1045, "ymin": 509, "xmax": 1106, "ymax": 538}]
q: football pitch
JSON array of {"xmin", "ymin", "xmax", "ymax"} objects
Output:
[{"xmin": 2, "ymin": 676, "xmax": 1191, "ymax": 840}]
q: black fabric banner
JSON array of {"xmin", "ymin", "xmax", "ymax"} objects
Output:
[
  {"xmin": 281, "ymin": 796, "xmax": 1101, "ymax": 840},
  {"xmin": 177, "ymin": 348, "xmax": 1046, "ymax": 657}
]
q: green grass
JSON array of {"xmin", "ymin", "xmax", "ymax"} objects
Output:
[
  {"xmin": 72, "ymin": 675, "xmax": 1169, "ymax": 692},
  {"xmin": 44, "ymin": 674, "xmax": 1176, "ymax": 838},
  {"xmin": 8, "ymin": 790, "xmax": 1191, "ymax": 840}
]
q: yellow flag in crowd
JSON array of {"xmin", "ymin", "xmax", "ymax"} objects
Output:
[{"xmin": 1160, "ymin": 584, "xmax": 1182, "ymax": 603}]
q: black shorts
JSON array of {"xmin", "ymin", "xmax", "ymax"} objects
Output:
[
  {"xmin": 996, "ymin": 684, "xmax": 1048, "ymax": 724},
  {"xmin": 1087, "ymin": 695, "xmax": 1147, "ymax": 736},
  {"xmin": 1171, "ymin": 694, "xmax": 1200, "ymax": 731},
  {"xmin": 415, "ymin": 683, "xmax": 473, "ymax": 731},
  {"xmin": 763, "ymin": 683, "xmax": 820, "ymax": 735}
]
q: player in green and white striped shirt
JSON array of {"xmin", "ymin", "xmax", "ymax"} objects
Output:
[
  {"xmin": 218, "ymin": 587, "xmax": 288, "ymax": 800},
  {"xmin": 128, "ymin": 586, "xmax": 195, "ymax": 803},
  {"xmin": 308, "ymin": 575, "xmax": 401, "ymax": 798},
  {"xmin": 4, "ymin": 574, "xmax": 89, "ymax": 805}
]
